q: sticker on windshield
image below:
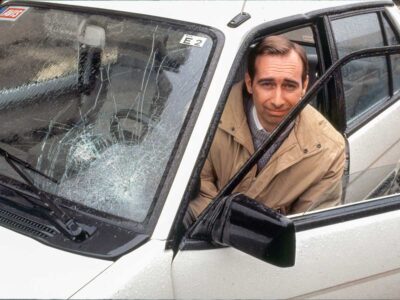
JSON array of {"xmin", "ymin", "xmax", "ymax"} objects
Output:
[
  {"xmin": 180, "ymin": 34, "xmax": 207, "ymax": 48},
  {"xmin": 0, "ymin": 7, "xmax": 28, "ymax": 21}
]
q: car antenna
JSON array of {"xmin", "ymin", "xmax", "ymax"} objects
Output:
[{"xmin": 227, "ymin": 0, "xmax": 251, "ymax": 28}]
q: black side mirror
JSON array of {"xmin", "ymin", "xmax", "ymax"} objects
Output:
[{"xmin": 187, "ymin": 193, "xmax": 295, "ymax": 267}]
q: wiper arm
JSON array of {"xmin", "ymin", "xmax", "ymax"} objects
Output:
[
  {"xmin": 0, "ymin": 147, "xmax": 96, "ymax": 241},
  {"xmin": 0, "ymin": 147, "xmax": 59, "ymax": 184}
]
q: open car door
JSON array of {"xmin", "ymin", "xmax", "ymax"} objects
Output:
[{"xmin": 171, "ymin": 45, "xmax": 400, "ymax": 299}]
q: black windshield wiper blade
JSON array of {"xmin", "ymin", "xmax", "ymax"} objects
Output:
[
  {"xmin": 0, "ymin": 147, "xmax": 59, "ymax": 184},
  {"xmin": 0, "ymin": 147, "xmax": 96, "ymax": 241}
]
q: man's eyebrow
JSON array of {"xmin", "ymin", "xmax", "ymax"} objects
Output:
[
  {"xmin": 283, "ymin": 78, "xmax": 300, "ymax": 86},
  {"xmin": 257, "ymin": 78, "xmax": 301, "ymax": 85},
  {"xmin": 257, "ymin": 78, "xmax": 275, "ymax": 84}
]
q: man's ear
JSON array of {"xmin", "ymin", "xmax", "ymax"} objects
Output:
[
  {"xmin": 245, "ymin": 72, "xmax": 253, "ymax": 94},
  {"xmin": 302, "ymin": 75, "xmax": 309, "ymax": 96}
]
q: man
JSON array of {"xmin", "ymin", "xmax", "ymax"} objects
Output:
[{"xmin": 189, "ymin": 35, "xmax": 345, "ymax": 218}]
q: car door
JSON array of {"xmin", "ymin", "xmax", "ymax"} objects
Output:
[
  {"xmin": 172, "ymin": 204, "xmax": 400, "ymax": 299},
  {"xmin": 170, "ymin": 4, "xmax": 400, "ymax": 299}
]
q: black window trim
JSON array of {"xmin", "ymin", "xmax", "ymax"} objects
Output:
[
  {"xmin": 382, "ymin": 10, "xmax": 400, "ymax": 95},
  {"xmin": 293, "ymin": 193, "xmax": 400, "ymax": 232},
  {"xmin": 379, "ymin": 11, "xmax": 395, "ymax": 96},
  {"xmin": 319, "ymin": 15, "xmax": 344, "ymax": 131}
]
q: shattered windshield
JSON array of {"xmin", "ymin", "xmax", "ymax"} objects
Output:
[{"xmin": 0, "ymin": 6, "xmax": 214, "ymax": 222}]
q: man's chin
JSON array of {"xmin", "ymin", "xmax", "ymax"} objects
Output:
[
  {"xmin": 265, "ymin": 114, "xmax": 285, "ymax": 125},
  {"xmin": 261, "ymin": 118, "xmax": 281, "ymax": 132}
]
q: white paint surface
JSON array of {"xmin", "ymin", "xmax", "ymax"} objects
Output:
[
  {"xmin": 71, "ymin": 240, "xmax": 174, "ymax": 299},
  {"xmin": 0, "ymin": 226, "xmax": 112, "ymax": 299},
  {"xmin": 172, "ymin": 209, "xmax": 400, "ymax": 299}
]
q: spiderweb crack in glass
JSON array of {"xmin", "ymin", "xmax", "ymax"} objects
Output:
[{"xmin": 36, "ymin": 103, "xmax": 182, "ymax": 221}]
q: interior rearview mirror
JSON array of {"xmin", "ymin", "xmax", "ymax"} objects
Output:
[
  {"xmin": 77, "ymin": 21, "xmax": 105, "ymax": 95},
  {"xmin": 186, "ymin": 193, "xmax": 295, "ymax": 267}
]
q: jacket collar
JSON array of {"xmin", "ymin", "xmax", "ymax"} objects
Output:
[{"xmin": 219, "ymin": 81, "xmax": 255, "ymax": 154}]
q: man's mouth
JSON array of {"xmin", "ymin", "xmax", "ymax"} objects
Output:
[{"xmin": 266, "ymin": 109, "xmax": 288, "ymax": 117}]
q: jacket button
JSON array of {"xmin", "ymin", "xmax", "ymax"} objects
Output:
[
  {"xmin": 231, "ymin": 127, "xmax": 235, "ymax": 131},
  {"xmin": 303, "ymin": 149, "xmax": 308, "ymax": 154},
  {"xmin": 317, "ymin": 144, "xmax": 321, "ymax": 148}
]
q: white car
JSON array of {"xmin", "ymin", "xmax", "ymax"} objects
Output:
[{"xmin": 0, "ymin": 0, "xmax": 400, "ymax": 298}]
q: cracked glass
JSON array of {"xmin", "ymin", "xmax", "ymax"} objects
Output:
[{"xmin": 0, "ymin": 6, "xmax": 214, "ymax": 222}]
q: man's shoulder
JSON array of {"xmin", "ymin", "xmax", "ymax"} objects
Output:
[
  {"xmin": 299, "ymin": 105, "xmax": 345, "ymax": 149},
  {"xmin": 222, "ymin": 81, "xmax": 246, "ymax": 119},
  {"xmin": 219, "ymin": 81, "xmax": 249, "ymax": 135}
]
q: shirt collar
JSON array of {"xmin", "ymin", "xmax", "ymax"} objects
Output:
[{"xmin": 252, "ymin": 104, "xmax": 269, "ymax": 133}]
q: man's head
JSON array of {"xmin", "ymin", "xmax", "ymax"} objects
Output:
[{"xmin": 245, "ymin": 35, "xmax": 309, "ymax": 132}]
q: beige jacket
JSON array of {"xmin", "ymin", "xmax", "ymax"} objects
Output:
[{"xmin": 190, "ymin": 82, "xmax": 345, "ymax": 217}]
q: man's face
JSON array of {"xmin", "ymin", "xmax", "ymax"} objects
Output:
[{"xmin": 245, "ymin": 50, "xmax": 308, "ymax": 132}]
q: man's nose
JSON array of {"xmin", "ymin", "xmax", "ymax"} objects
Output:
[{"xmin": 270, "ymin": 87, "xmax": 285, "ymax": 108}]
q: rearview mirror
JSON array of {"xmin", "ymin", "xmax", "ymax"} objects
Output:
[
  {"xmin": 77, "ymin": 22, "xmax": 105, "ymax": 95},
  {"xmin": 187, "ymin": 193, "xmax": 295, "ymax": 267}
]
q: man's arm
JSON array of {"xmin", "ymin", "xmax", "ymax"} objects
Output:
[
  {"xmin": 189, "ymin": 155, "xmax": 219, "ymax": 218},
  {"xmin": 290, "ymin": 146, "xmax": 346, "ymax": 214}
]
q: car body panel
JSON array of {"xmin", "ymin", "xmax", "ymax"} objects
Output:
[
  {"xmin": 0, "ymin": 226, "xmax": 112, "ymax": 299},
  {"xmin": 71, "ymin": 240, "xmax": 174, "ymax": 299},
  {"xmin": 346, "ymin": 95, "xmax": 400, "ymax": 202},
  {"xmin": 172, "ymin": 208, "xmax": 400, "ymax": 299},
  {"xmin": 39, "ymin": 0, "xmax": 365, "ymax": 31}
]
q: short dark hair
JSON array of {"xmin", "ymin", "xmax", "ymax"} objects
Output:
[{"xmin": 247, "ymin": 35, "xmax": 308, "ymax": 83}]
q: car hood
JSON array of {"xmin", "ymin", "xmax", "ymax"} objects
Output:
[{"xmin": 0, "ymin": 226, "xmax": 113, "ymax": 299}]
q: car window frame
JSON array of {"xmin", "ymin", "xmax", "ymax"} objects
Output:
[
  {"xmin": 168, "ymin": 1, "xmax": 400, "ymax": 252},
  {"xmin": 2, "ymin": 0, "xmax": 225, "ymax": 239}
]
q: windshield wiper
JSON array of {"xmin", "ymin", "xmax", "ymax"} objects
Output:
[
  {"xmin": 0, "ymin": 147, "xmax": 59, "ymax": 184},
  {"xmin": 0, "ymin": 147, "xmax": 96, "ymax": 241}
]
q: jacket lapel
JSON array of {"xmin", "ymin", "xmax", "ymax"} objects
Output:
[{"xmin": 219, "ymin": 82, "xmax": 254, "ymax": 154}]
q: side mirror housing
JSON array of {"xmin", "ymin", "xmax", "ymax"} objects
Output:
[{"xmin": 187, "ymin": 193, "xmax": 295, "ymax": 267}]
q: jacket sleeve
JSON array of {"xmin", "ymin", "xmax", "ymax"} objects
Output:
[
  {"xmin": 290, "ymin": 144, "xmax": 346, "ymax": 214},
  {"xmin": 189, "ymin": 154, "xmax": 219, "ymax": 218}
]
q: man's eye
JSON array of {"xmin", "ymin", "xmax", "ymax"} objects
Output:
[
  {"xmin": 261, "ymin": 82, "xmax": 274, "ymax": 88},
  {"xmin": 283, "ymin": 83, "xmax": 297, "ymax": 91}
]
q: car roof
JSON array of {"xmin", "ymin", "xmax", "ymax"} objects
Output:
[{"xmin": 6, "ymin": 0, "xmax": 394, "ymax": 31}]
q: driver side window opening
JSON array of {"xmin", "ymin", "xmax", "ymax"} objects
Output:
[
  {"xmin": 186, "ymin": 24, "xmax": 348, "ymax": 222},
  {"xmin": 186, "ymin": 17, "xmax": 400, "ymax": 229}
]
